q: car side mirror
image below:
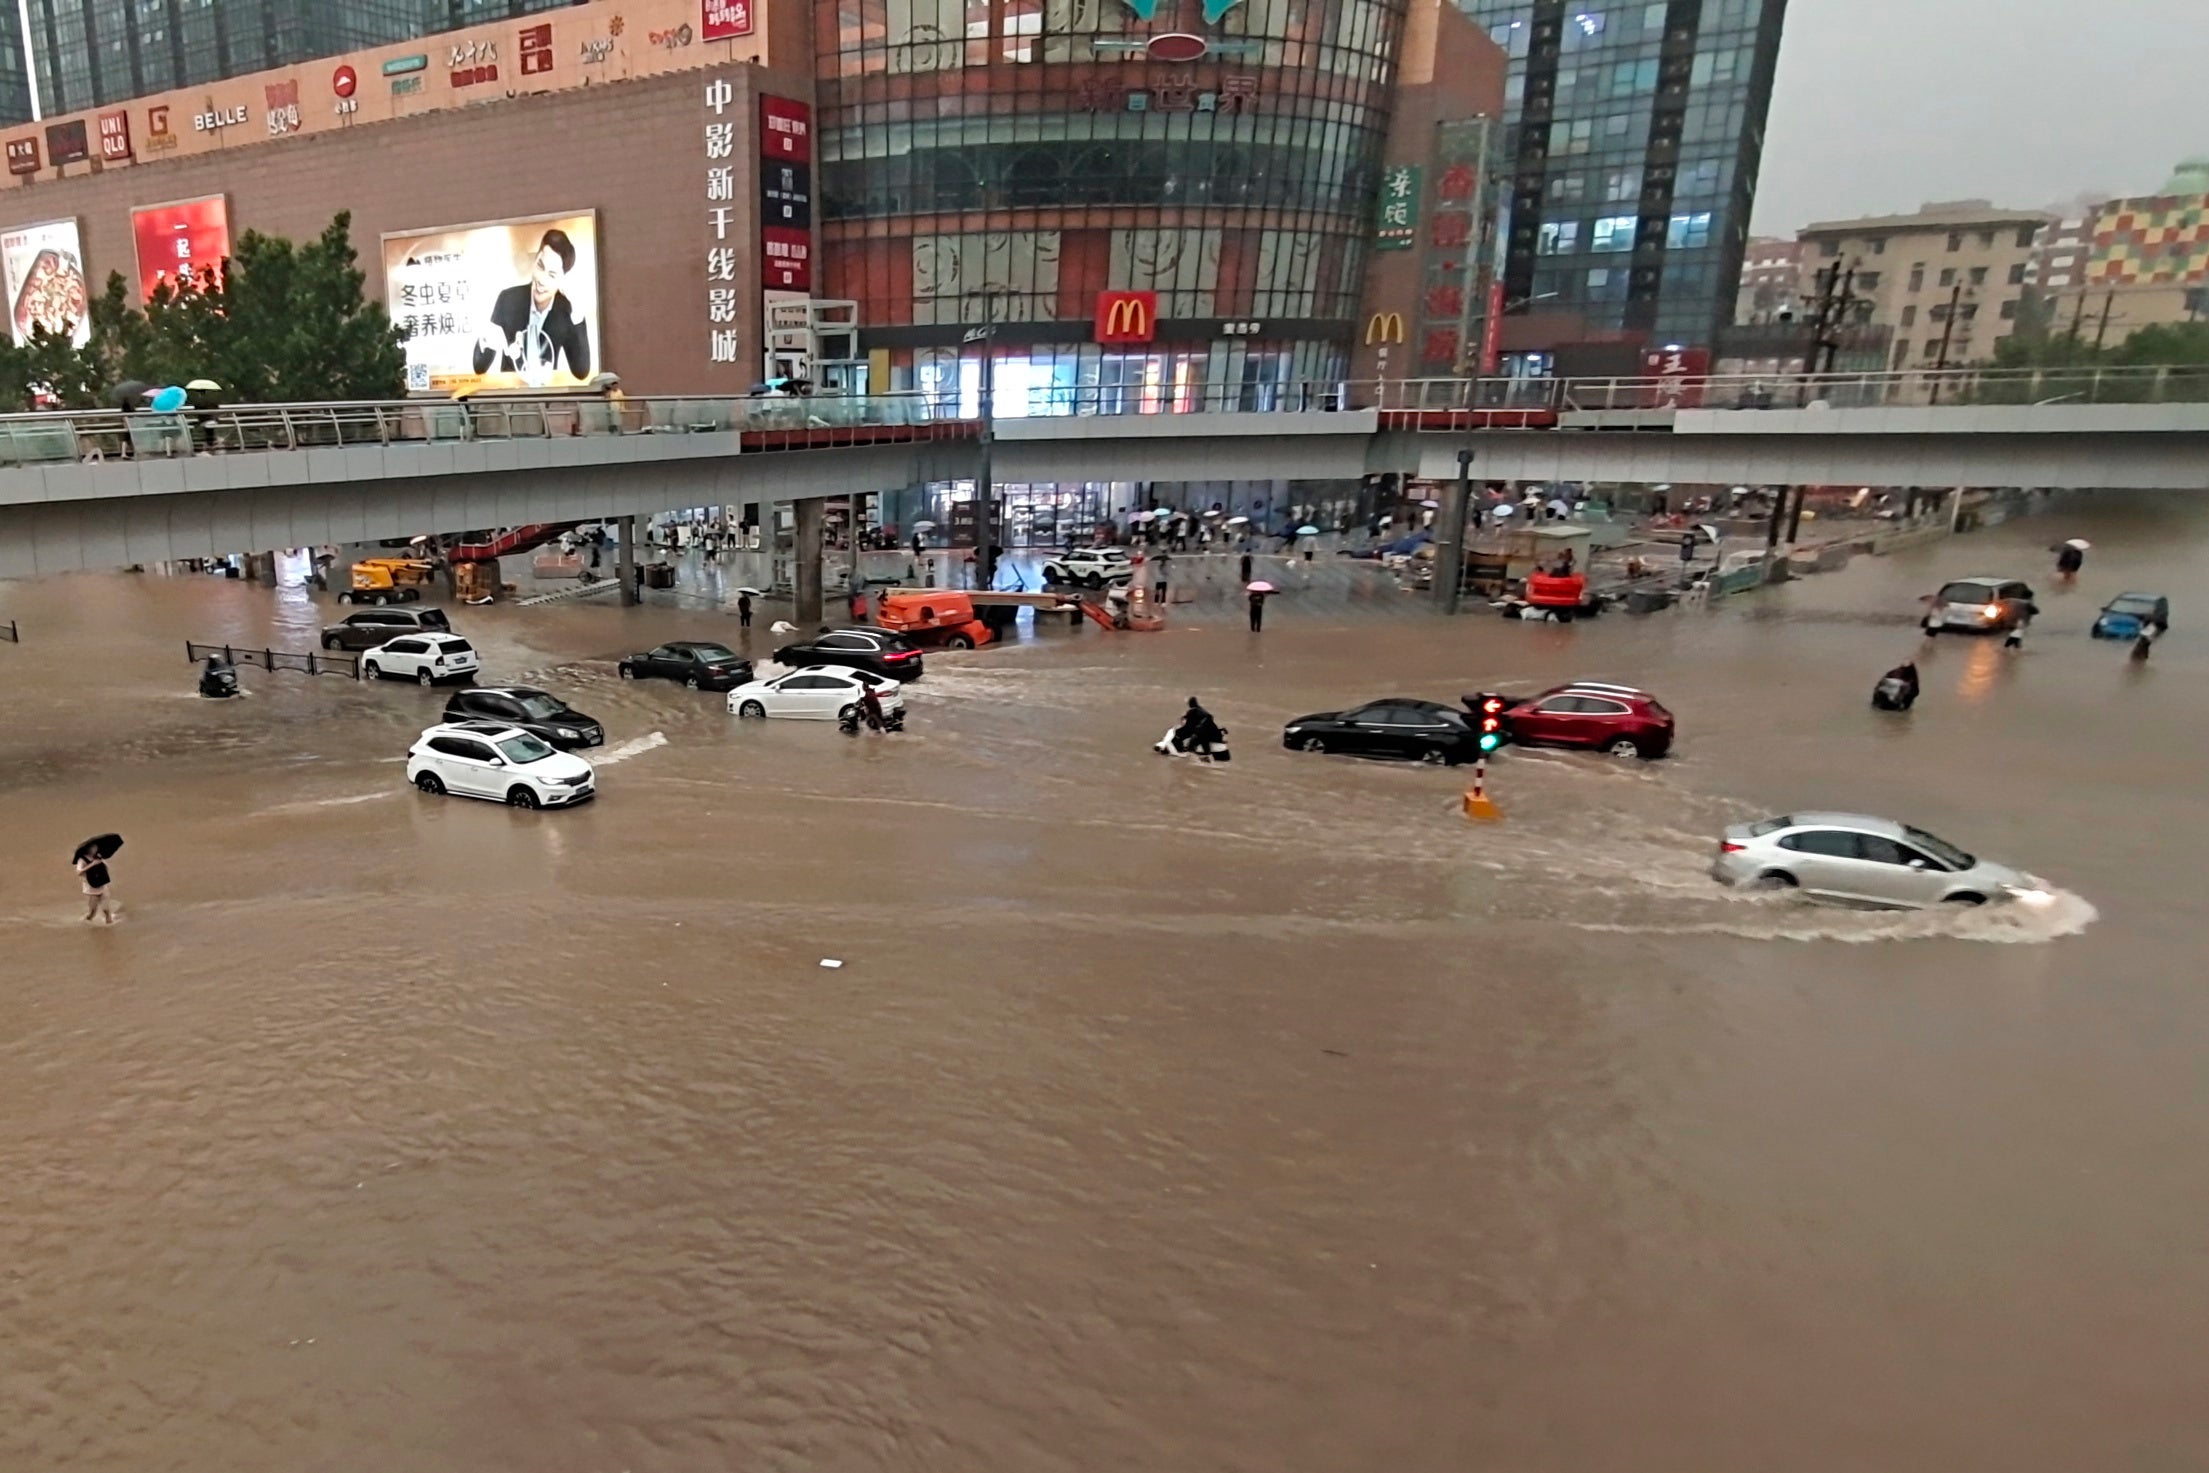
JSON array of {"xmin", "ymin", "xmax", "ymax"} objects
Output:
[{"xmin": 1907, "ymin": 859, "xmax": 1927, "ymax": 870}]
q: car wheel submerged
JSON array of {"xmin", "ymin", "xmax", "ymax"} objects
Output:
[
  {"xmin": 1755, "ymin": 871, "xmax": 1799, "ymax": 892},
  {"xmin": 1943, "ymin": 892, "xmax": 1987, "ymax": 907},
  {"xmin": 946, "ymin": 633, "xmax": 974, "ymax": 650},
  {"xmin": 507, "ymin": 786, "xmax": 540, "ymax": 810},
  {"xmin": 738, "ymin": 700, "xmax": 766, "ymax": 719},
  {"xmin": 414, "ymin": 771, "xmax": 445, "ymax": 795},
  {"xmin": 684, "ymin": 673, "xmax": 701, "ymax": 689},
  {"xmin": 416, "ymin": 668, "xmax": 435, "ymax": 687},
  {"xmin": 1606, "ymin": 737, "xmax": 1645, "ymax": 759},
  {"xmin": 618, "ymin": 665, "xmax": 636, "ymax": 679},
  {"xmin": 362, "ymin": 661, "xmax": 381, "ymax": 679},
  {"xmin": 1297, "ymin": 736, "xmax": 1327, "ymax": 754}
]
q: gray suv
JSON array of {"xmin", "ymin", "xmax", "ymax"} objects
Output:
[{"xmin": 321, "ymin": 607, "xmax": 452, "ymax": 651}]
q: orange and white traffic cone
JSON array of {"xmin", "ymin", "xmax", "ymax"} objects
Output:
[{"xmin": 1462, "ymin": 758, "xmax": 1501, "ymax": 821}]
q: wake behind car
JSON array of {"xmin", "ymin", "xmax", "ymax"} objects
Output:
[
  {"xmin": 1922, "ymin": 576, "xmax": 2036, "ymax": 634},
  {"xmin": 361, "ymin": 632, "xmax": 479, "ymax": 686},
  {"xmin": 1283, "ymin": 698, "xmax": 1480, "ymax": 765},
  {"xmin": 773, "ymin": 627, "xmax": 924, "ymax": 680},
  {"xmin": 618, "ymin": 641, "xmax": 753, "ymax": 690},
  {"xmin": 727, "ymin": 665, "xmax": 905, "ymax": 721},
  {"xmin": 406, "ymin": 722, "xmax": 595, "ymax": 809},
  {"xmin": 443, "ymin": 685, "xmax": 605, "ymax": 749},
  {"xmin": 1042, "ymin": 547, "xmax": 1135, "ymax": 589},
  {"xmin": 1496, "ymin": 681, "xmax": 1674, "ymax": 759},
  {"xmin": 321, "ymin": 607, "xmax": 451, "ymax": 651},
  {"xmin": 1711, "ymin": 812, "xmax": 2048, "ymax": 909}
]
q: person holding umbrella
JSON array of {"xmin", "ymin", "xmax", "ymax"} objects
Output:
[
  {"xmin": 73, "ymin": 833, "xmax": 121, "ymax": 923},
  {"xmin": 1246, "ymin": 580, "xmax": 1274, "ymax": 631}
]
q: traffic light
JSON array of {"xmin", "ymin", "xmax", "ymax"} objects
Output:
[{"xmin": 1473, "ymin": 693, "xmax": 1506, "ymax": 753}]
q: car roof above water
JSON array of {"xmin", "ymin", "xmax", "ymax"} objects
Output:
[{"xmin": 1768, "ymin": 811, "xmax": 1909, "ymax": 837}]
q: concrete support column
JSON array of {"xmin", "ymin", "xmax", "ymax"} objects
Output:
[
  {"xmin": 245, "ymin": 550, "xmax": 277, "ymax": 583},
  {"xmin": 617, "ymin": 514, "xmax": 639, "ymax": 606},
  {"xmin": 793, "ymin": 499, "xmax": 825, "ymax": 628},
  {"xmin": 1432, "ymin": 449, "xmax": 1473, "ymax": 614}
]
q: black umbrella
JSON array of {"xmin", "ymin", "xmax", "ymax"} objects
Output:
[
  {"xmin": 72, "ymin": 833, "xmax": 123, "ymax": 863},
  {"xmin": 106, "ymin": 380, "xmax": 153, "ymax": 411}
]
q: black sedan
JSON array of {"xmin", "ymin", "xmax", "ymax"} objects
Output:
[
  {"xmin": 773, "ymin": 627, "xmax": 925, "ymax": 681},
  {"xmin": 1282, "ymin": 699, "xmax": 1481, "ymax": 765},
  {"xmin": 442, "ymin": 685, "xmax": 606, "ymax": 750},
  {"xmin": 617, "ymin": 641, "xmax": 754, "ymax": 691}
]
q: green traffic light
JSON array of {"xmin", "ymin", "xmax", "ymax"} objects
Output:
[{"xmin": 1478, "ymin": 733, "xmax": 1502, "ymax": 752}]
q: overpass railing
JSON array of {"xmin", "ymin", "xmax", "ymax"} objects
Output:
[{"xmin": 3, "ymin": 364, "xmax": 2205, "ymax": 466}]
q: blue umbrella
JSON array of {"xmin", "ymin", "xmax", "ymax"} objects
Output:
[{"xmin": 150, "ymin": 385, "xmax": 187, "ymax": 412}]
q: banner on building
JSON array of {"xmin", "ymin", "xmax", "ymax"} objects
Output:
[
  {"xmin": 44, "ymin": 119, "xmax": 90, "ymax": 166},
  {"xmin": 702, "ymin": 0, "xmax": 754, "ymax": 41},
  {"xmin": 382, "ymin": 210, "xmax": 601, "ymax": 393},
  {"xmin": 1639, "ymin": 345, "xmax": 1710, "ymax": 408},
  {"xmin": 1375, "ymin": 165, "xmax": 1420, "ymax": 251},
  {"xmin": 1, "ymin": 218, "xmax": 90, "ymax": 347},
  {"xmin": 131, "ymin": 194, "xmax": 231, "ymax": 300},
  {"xmin": 1095, "ymin": 290, "xmax": 1157, "ymax": 344}
]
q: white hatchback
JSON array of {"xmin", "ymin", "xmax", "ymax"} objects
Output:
[
  {"xmin": 727, "ymin": 665, "xmax": 906, "ymax": 721},
  {"xmin": 363, "ymin": 632, "xmax": 481, "ymax": 686},
  {"xmin": 405, "ymin": 722, "xmax": 596, "ymax": 808}
]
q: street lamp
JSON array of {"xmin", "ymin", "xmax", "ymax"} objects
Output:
[{"xmin": 962, "ymin": 289, "xmax": 1005, "ymax": 589}]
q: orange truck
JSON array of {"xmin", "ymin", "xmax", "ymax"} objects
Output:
[{"xmin": 872, "ymin": 590, "xmax": 997, "ymax": 649}]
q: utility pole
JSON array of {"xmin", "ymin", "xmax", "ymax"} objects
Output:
[
  {"xmin": 2093, "ymin": 289, "xmax": 2117, "ymax": 352},
  {"xmin": 1928, "ymin": 282, "xmax": 1965, "ymax": 404},
  {"xmin": 2067, "ymin": 288, "xmax": 2088, "ymax": 346},
  {"xmin": 1796, "ymin": 260, "xmax": 1854, "ymax": 398},
  {"xmin": 962, "ymin": 303, "xmax": 998, "ymax": 592},
  {"xmin": 1434, "ymin": 447, "xmax": 1473, "ymax": 614}
]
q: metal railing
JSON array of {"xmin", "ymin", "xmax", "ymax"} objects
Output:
[
  {"xmin": 185, "ymin": 641, "xmax": 359, "ymax": 678},
  {"xmin": 3, "ymin": 362, "xmax": 2205, "ymax": 468}
]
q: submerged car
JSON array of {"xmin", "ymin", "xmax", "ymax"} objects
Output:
[
  {"xmin": 1711, "ymin": 812, "xmax": 2048, "ymax": 909},
  {"xmin": 1283, "ymin": 698, "xmax": 1480, "ymax": 765},
  {"xmin": 617, "ymin": 641, "xmax": 753, "ymax": 691},
  {"xmin": 772, "ymin": 627, "xmax": 925, "ymax": 681},
  {"xmin": 1922, "ymin": 576, "xmax": 2036, "ymax": 634},
  {"xmin": 442, "ymin": 685, "xmax": 605, "ymax": 749},
  {"xmin": 361, "ymin": 632, "xmax": 479, "ymax": 686},
  {"xmin": 1495, "ymin": 682, "xmax": 1675, "ymax": 759},
  {"xmin": 727, "ymin": 665, "xmax": 905, "ymax": 721},
  {"xmin": 405, "ymin": 722, "xmax": 596, "ymax": 809},
  {"xmin": 2091, "ymin": 592, "xmax": 2169, "ymax": 640}
]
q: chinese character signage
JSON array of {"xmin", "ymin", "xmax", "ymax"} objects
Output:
[
  {"xmin": 1, "ymin": 218, "xmax": 90, "ymax": 347},
  {"xmin": 519, "ymin": 23, "xmax": 554, "ymax": 75},
  {"xmin": 1094, "ymin": 290, "xmax": 1157, "ymax": 344},
  {"xmin": 45, "ymin": 119, "xmax": 90, "ymax": 167},
  {"xmin": 1375, "ymin": 165, "xmax": 1420, "ymax": 251},
  {"xmin": 142, "ymin": 105, "xmax": 177, "ymax": 153},
  {"xmin": 761, "ymin": 227, "xmax": 812, "ymax": 291},
  {"xmin": 5, "ymin": 136, "xmax": 39, "ymax": 175},
  {"xmin": 265, "ymin": 79, "xmax": 302, "ymax": 136},
  {"xmin": 382, "ymin": 211, "xmax": 600, "ymax": 392},
  {"xmin": 131, "ymin": 195, "xmax": 231, "ymax": 300},
  {"xmin": 97, "ymin": 111, "xmax": 132, "ymax": 161},
  {"xmin": 762, "ymin": 161, "xmax": 810, "ymax": 228},
  {"xmin": 1639, "ymin": 345, "xmax": 1710, "ymax": 408},
  {"xmin": 702, "ymin": 0, "xmax": 753, "ymax": 41},
  {"xmin": 759, "ymin": 94, "xmax": 811, "ymax": 162}
]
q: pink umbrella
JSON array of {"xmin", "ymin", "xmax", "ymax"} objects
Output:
[{"xmin": 1245, "ymin": 580, "xmax": 1277, "ymax": 594}]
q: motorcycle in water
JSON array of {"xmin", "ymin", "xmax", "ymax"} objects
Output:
[
  {"xmin": 839, "ymin": 705, "xmax": 905, "ymax": 736},
  {"xmin": 1153, "ymin": 723, "xmax": 1232, "ymax": 763},
  {"xmin": 1871, "ymin": 662, "xmax": 1919, "ymax": 712},
  {"xmin": 197, "ymin": 654, "xmax": 240, "ymax": 699}
]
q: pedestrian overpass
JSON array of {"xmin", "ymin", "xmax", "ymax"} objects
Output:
[{"xmin": 1, "ymin": 367, "xmax": 2205, "ymax": 580}]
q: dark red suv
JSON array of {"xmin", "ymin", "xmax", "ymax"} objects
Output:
[{"xmin": 1492, "ymin": 682, "xmax": 1675, "ymax": 759}]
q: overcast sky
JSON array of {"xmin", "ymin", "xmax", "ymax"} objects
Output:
[{"xmin": 1750, "ymin": 0, "xmax": 2207, "ymax": 234}]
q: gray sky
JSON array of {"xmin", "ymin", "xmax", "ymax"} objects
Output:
[{"xmin": 1750, "ymin": 0, "xmax": 2208, "ymax": 235}]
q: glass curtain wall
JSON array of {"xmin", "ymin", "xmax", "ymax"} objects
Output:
[{"xmin": 1466, "ymin": 0, "xmax": 1787, "ymax": 348}]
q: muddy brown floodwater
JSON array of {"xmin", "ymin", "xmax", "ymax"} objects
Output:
[{"xmin": 2, "ymin": 495, "xmax": 2206, "ymax": 1472}]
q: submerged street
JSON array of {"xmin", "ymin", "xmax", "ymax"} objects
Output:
[{"xmin": 2, "ymin": 493, "xmax": 2204, "ymax": 1471}]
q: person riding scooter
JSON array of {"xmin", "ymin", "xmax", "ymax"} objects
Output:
[
  {"xmin": 1872, "ymin": 660, "xmax": 1920, "ymax": 711},
  {"xmin": 1156, "ymin": 697, "xmax": 1230, "ymax": 761}
]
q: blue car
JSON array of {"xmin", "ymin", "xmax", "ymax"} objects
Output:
[{"xmin": 2091, "ymin": 592, "xmax": 2169, "ymax": 640}]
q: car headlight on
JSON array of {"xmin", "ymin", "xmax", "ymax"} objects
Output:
[{"xmin": 556, "ymin": 727, "xmax": 579, "ymax": 740}]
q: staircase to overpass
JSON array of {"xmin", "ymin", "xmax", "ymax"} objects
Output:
[{"xmin": 2, "ymin": 367, "xmax": 2206, "ymax": 579}]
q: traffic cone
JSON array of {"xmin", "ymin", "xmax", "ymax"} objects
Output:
[{"xmin": 1462, "ymin": 759, "xmax": 1501, "ymax": 821}]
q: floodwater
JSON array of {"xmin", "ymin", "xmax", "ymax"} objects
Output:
[{"xmin": 2, "ymin": 496, "xmax": 2204, "ymax": 1472}]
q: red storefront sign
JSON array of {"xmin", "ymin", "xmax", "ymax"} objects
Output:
[
  {"xmin": 1094, "ymin": 290, "xmax": 1158, "ymax": 345},
  {"xmin": 97, "ymin": 111, "xmax": 132, "ymax": 161},
  {"xmin": 45, "ymin": 119, "xmax": 90, "ymax": 166},
  {"xmin": 132, "ymin": 195, "xmax": 231, "ymax": 300},
  {"xmin": 1480, "ymin": 280, "xmax": 1504, "ymax": 375},
  {"xmin": 761, "ymin": 226, "xmax": 812, "ymax": 290},
  {"xmin": 6, "ymin": 136, "xmax": 40, "ymax": 175},
  {"xmin": 758, "ymin": 95, "xmax": 810, "ymax": 161},
  {"xmin": 1639, "ymin": 345, "xmax": 1710, "ymax": 408},
  {"xmin": 702, "ymin": 0, "xmax": 753, "ymax": 41}
]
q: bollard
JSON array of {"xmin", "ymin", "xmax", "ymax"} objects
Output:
[{"xmin": 1462, "ymin": 757, "xmax": 1502, "ymax": 821}]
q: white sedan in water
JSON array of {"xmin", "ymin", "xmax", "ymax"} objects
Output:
[{"xmin": 726, "ymin": 665, "xmax": 905, "ymax": 721}]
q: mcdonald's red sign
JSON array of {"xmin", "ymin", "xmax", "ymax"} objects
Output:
[{"xmin": 1094, "ymin": 290, "xmax": 1157, "ymax": 345}]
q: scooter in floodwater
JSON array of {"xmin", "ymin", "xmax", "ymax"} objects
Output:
[
  {"xmin": 198, "ymin": 654, "xmax": 240, "ymax": 699},
  {"xmin": 839, "ymin": 705, "xmax": 905, "ymax": 736},
  {"xmin": 1872, "ymin": 661, "xmax": 1920, "ymax": 712},
  {"xmin": 1154, "ymin": 724, "xmax": 1232, "ymax": 763}
]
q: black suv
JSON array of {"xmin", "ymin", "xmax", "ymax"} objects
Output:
[
  {"xmin": 321, "ymin": 607, "xmax": 452, "ymax": 651},
  {"xmin": 773, "ymin": 627, "xmax": 925, "ymax": 681},
  {"xmin": 442, "ymin": 686, "xmax": 606, "ymax": 750}
]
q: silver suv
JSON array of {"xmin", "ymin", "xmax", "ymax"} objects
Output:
[{"xmin": 1711, "ymin": 812, "xmax": 2045, "ymax": 909}]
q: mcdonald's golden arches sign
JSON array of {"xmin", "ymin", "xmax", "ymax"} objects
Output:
[
  {"xmin": 1094, "ymin": 290, "xmax": 1157, "ymax": 344},
  {"xmin": 1365, "ymin": 312, "xmax": 1405, "ymax": 345}
]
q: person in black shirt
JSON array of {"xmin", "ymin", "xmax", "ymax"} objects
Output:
[
  {"xmin": 76, "ymin": 850, "xmax": 114, "ymax": 923},
  {"xmin": 473, "ymin": 229, "xmax": 592, "ymax": 384}
]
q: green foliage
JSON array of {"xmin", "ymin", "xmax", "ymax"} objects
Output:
[{"xmin": 0, "ymin": 210, "xmax": 405, "ymax": 411}]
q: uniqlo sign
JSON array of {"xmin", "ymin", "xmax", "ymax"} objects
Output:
[
  {"xmin": 701, "ymin": 0, "xmax": 753, "ymax": 41},
  {"xmin": 758, "ymin": 96, "xmax": 810, "ymax": 162},
  {"xmin": 761, "ymin": 226, "xmax": 812, "ymax": 290},
  {"xmin": 1094, "ymin": 290, "xmax": 1157, "ymax": 345}
]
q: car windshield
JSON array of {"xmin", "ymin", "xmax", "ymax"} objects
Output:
[
  {"xmin": 515, "ymin": 693, "xmax": 567, "ymax": 719},
  {"xmin": 1747, "ymin": 815, "xmax": 1792, "ymax": 836},
  {"xmin": 692, "ymin": 644, "xmax": 739, "ymax": 664},
  {"xmin": 2108, "ymin": 595, "xmax": 2161, "ymax": 615},
  {"xmin": 496, "ymin": 733, "xmax": 556, "ymax": 765},
  {"xmin": 1937, "ymin": 581, "xmax": 1996, "ymax": 604},
  {"xmin": 1904, "ymin": 826, "xmax": 1975, "ymax": 869}
]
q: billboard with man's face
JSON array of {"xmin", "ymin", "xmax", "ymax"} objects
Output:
[
  {"xmin": 1, "ymin": 218, "xmax": 90, "ymax": 347},
  {"xmin": 382, "ymin": 211, "xmax": 600, "ymax": 394}
]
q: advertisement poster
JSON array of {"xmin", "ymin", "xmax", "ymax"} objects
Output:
[
  {"xmin": 0, "ymin": 218, "xmax": 90, "ymax": 347},
  {"xmin": 701, "ymin": 0, "xmax": 753, "ymax": 41},
  {"xmin": 44, "ymin": 119, "xmax": 90, "ymax": 166},
  {"xmin": 383, "ymin": 211, "xmax": 600, "ymax": 393},
  {"xmin": 132, "ymin": 195, "xmax": 232, "ymax": 300}
]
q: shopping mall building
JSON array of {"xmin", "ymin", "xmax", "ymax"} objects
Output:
[{"xmin": 0, "ymin": 0, "xmax": 1512, "ymax": 533}]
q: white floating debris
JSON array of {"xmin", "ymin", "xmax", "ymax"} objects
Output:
[{"xmin": 819, "ymin": 958, "xmax": 843, "ymax": 969}]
